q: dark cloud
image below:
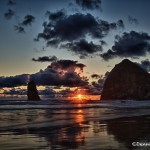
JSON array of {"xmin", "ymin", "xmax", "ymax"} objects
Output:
[
  {"xmin": 137, "ymin": 59, "xmax": 150, "ymax": 72},
  {"xmin": 63, "ymin": 72, "xmax": 88, "ymax": 87},
  {"xmin": 21, "ymin": 15, "xmax": 35, "ymax": 26},
  {"xmin": 0, "ymin": 59, "xmax": 87, "ymax": 87},
  {"xmin": 14, "ymin": 24, "xmax": 25, "ymax": 33},
  {"xmin": 117, "ymin": 19, "xmax": 125, "ymax": 29},
  {"xmin": 91, "ymin": 71, "xmax": 109, "ymax": 93},
  {"xmin": 75, "ymin": 0, "xmax": 102, "ymax": 10},
  {"xmin": 35, "ymin": 12, "xmax": 124, "ymax": 53},
  {"xmin": 36, "ymin": 13, "xmax": 99, "ymax": 42},
  {"xmin": 13, "ymin": 14, "xmax": 35, "ymax": 34},
  {"xmin": 101, "ymin": 31, "xmax": 150, "ymax": 60},
  {"xmin": 7, "ymin": 0, "xmax": 16, "ymax": 6},
  {"xmin": 3, "ymin": 88, "xmax": 27, "ymax": 95},
  {"xmin": 128, "ymin": 16, "xmax": 138, "ymax": 25},
  {"xmin": 62, "ymin": 39, "xmax": 103, "ymax": 58},
  {"xmin": 57, "ymin": 88, "xmax": 73, "ymax": 97},
  {"xmin": 32, "ymin": 58, "xmax": 86, "ymax": 74},
  {"xmin": 30, "ymin": 66, "xmax": 88, "ymax": 87},
  {"xmin": 60, "ymin": 88, "xmax": 72, "ymax": 94},
  {"xmin": 100, "ymin": 40, "xmax": 107, "ymax": 46},
  {"xmin": 91, "ymin": 81, "xmax": 102, "ymax": 94},
  {"xmin": 4, "ymin": 9, "xmax": 15, "ymax": 20},
  {"xmin": 50, "ymin": 59, "xmax": 86, "ymax": 74},
  {"xmin": 91, "ymin": 74, "xmax": 101, "ymax": 79},
  {"xmin": 38, "ymin": 87, "xmax": 56, "ymax": 96},
  {"xmin": 45, "ymin": 9, "xmax": 65, "ymax": 21},
  {"xmin": 46, "ymin": 39, "xmax": 60, "ymax": 47},
  {"xmin": 0, "ymin": 74, "xmax": 29, "ymax": 87},
  {"xmin": 30, "ymin": 59, "xmax": 87, "ymax": 87},
  {"xmin": 32, "ymin": 56, "xmax": 58, "ymax": 62}
]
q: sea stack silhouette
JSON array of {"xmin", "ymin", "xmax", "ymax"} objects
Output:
[
  {"xmin": 101, "ymin": 59, "xmax": 150, "ymax": 100},
  {"xmin": 27, "ymin": 81, "xmax": 40, "ymax": 100}
]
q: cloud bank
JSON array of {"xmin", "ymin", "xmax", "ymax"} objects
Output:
[
  {"xmin": 35, "ymin": 12, "xmax": 124, "ymax": 58},
  {"xmin": 101, "ymin": 31, "xmax": 150, "ymax": 60},
  {"xmin": 0, "ymin": 59, "xmax": 87, "ymax": 87},
  {"xmin": 62, "ymin": 39, "xmax": 103, "ymax": 58},
  {"xmin": 32, "ymin": 56, "xmax": 58, "ymax": 62}
]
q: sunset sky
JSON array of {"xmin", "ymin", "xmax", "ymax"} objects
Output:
[{"xmin": 0, "ymin": 0, "xmax": 150, "ymax": 99}]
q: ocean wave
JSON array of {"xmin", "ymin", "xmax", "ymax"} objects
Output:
[{"xmin": 0, "ymin": 100, "xmax": 150, "ymax": 110}]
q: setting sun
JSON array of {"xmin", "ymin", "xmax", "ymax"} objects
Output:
[{"xmin": 77, "ymin": 94, "xmax": 82, "ymax": 99}]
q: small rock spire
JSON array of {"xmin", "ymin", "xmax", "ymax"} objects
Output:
[{"xmin": 27, "ymin": 80, "xmax": 40, "ymax": 100}]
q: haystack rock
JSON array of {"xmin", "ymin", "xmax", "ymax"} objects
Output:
[
  {"xmin": 101, "ymin": 59, "xmax": 150, "ymax": 100},
  {"xmin": 27, "ymin": 81, "xmax": 40, "ymax": 100}
]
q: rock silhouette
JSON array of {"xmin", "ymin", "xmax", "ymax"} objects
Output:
[
  {"xmin": 101, "ymin": 59, "xmax": 150, "ymax": 100},
  {"xmin": 27, "ymin": 81, "xmax": 40, "ymax": 100}
]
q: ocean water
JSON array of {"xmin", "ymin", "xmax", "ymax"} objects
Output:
[{"xmin": 0, "ymin": 100, "xmax": 150, "ymax": 150}]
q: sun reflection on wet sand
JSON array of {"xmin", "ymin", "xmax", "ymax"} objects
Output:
[
  {"xmin": 76, "ymin": 109, "xmax": 84, "ymax": 125},
  {"xmin": 0, "ymin": 107, "xmax": 150, "ymax": 150}
]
